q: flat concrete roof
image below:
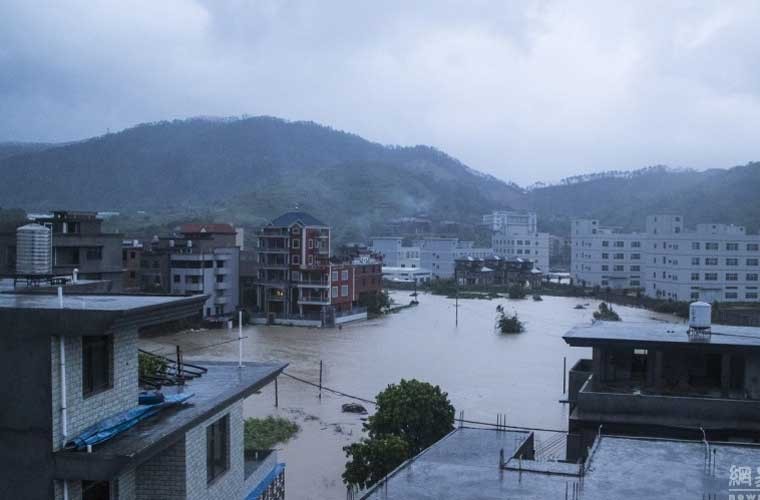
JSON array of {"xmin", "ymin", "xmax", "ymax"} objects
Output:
[
  {"xmin": 54, "ymin": 360, "xmax": 287, "ymax": 480},
  {"xmin": 363, "ymin": 429, "xmax": 760, "ymax": 499},
  {"xmin": 0, "ymin": 293, "xmax": 198, "ymax": 311},
  {"xmin": 564, "ymin": 321, "xmax": 760, "ymax": 350}
]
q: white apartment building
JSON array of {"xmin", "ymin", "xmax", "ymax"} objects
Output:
[
  {"xmin": 170, "ymin": 247, "xmax": 240, "ymax": 319},
  {"xmin": 572, "ymin": 215, "xmax": 760, "ymax": 302},
  {"xmin": 418, "ymin": 239, "xmax": 497, "ymax": 279},
  {"xmin": 485, "ymin": 211, "xmax": 549, "ymax": 271},
  {"xmin": 371, "ymin": 237, "xmax": 421, "ymax": 268}
]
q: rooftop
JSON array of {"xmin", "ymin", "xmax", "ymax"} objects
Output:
[
  {"xmin": 55, "ymin": 360, "xmax": 287, "ymax": 481},
  {"xmin": 363, "ymin": 428, "xmax": 760, "ymax": 499},
  {"xmin": 564, "ymin": 321, "xmax": 760, "ymax": 350},
  {"xmin": 268, "ymin": 211, "xmax": 327, "ymax": 228},
  {"xmin": 178, "ymin": 223, "xmax": 236, "ymax": 235}
]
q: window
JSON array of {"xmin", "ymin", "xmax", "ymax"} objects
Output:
[
  {"xmin": 342, "ymin": 270, "xmax": 349, "ymax": 280},
  {"xmin": 706, "ymin": 242, "xmax": 719, "ymax": 250},
  {"xmin": 631, "ymin": 253, "xmax": 640, "ymax": 260},
  {"xmin": 292, "ymin": 255, "xmax": 300, "ymax": 265},
  {"xmin": 747, "ymin": 292, "xmax": 759, "ymax": 299},
  {"xmin": 308, "ymin": 239, "xmax": 314, "ymax": 249},
  {"xmin": 614, "ymin": 265, "xmax": 624, "ymax": 272},
  {"xmin": 292, "ymin": 239, "xmax": 300, "ymax": 249},
  {"xmin": 691, "ymin": 292, "xmax": 699, "ymax": 300},
  {"xmin": 601, "ymin": 265, "xmax": 609, "ymax": 271},
  {"xmin": 727, "ymin": 258, "xmax": 739, "ymax": 266},
  {"xmin": 216, "ymin": 275, "xmax": 225, "ymax": 283},
  {"xmin": 601, "ymin": 280, "xmax": 608, "ymax": 286},
  {"xmin": 614, "ymin": 253, "xmax": 624, "ymax": 260},
  {"xmin": 705, "ymin": 257, "xmax": 718, "ymax": 265},
  {"xmin": 705, "ymin": 273, "xmax": 718, "ymax": 281},
  {"xmin": 726, "ymin": 273, "xmax": 738, "ymax": 281},
  {"xmin": 341, "ymin": 284, "xmax": 349, "ymax": 296},
  {"xmin": 614, "ymin": 241, "xmax": 624, "ymax": 248},
  {"xmin": 748, "ymin": 259, "xmax": 759, "ymax": 266},
  {"xmin": 602, "ymin": 241, "xmax": 609, "ymax": 247},
  {"xmin": 82, "ymin": 481, "xmax": 110, "ymax": 500},
  {"xmin": 692, "ymin": 242, "xmax": 700, "ymax": 250},
  {"xmin": 631, "ymin": 241, "xmax": 641, "ymax": 248},
  {"xmin": 727, "ymin": 243, "xmax": 739, "ymax": 251},
  {"xmin": 691, "ymin": 257, "xmax": 700, "ymax": 266},
  {"xmin": 630, "ymin": 265, "xmax": 640, "ymax": 271},
  {"xmin": 173, "ymin": 274, "xmax": 180, "ymax": 283},
  {"xmin": 206, "ymin": 415, "xmax": 229, "ymax": 484},
  {"xmin": 332, "ymin": 271, "xmax": 338, "ymax": 281},
  {"xmin": 82, "ymin": 336, "xmax": 112, "ymax": 397},
  {"xmin": 748, "ymin": 243, "xmax": 760, "ymax": 251},
  {"xmin": 85, "ymin": 247, "xmax": 103, "ymax": 260},
  {"xmin": 332, "ymin": 286, "xmax": 338, "ymax": 298},
  {"xmin": 630, "ymin": 280, "xmax": 640, "ymax": 286},
  {"xmin": 747, "ymin": 274, "xmax": 759, "ymax": 281},
  {"xmin": 691, "ymin": 273, "xmax": 699, "ymax": 281},
  {"xmin": 308, "ymin": 255, "xmax": 314, "ymax": 265},
  {"xmin": 725, "ymin": 292, "xmax": 738, "ymax": 299}
]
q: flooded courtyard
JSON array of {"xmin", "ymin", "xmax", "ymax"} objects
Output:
[{"xmin": 141, "ymin": 292, "xmax": 680, "ymax": 500}]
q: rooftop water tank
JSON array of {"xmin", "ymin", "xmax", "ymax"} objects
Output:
[
  {"xmin": 689, "ymin": 301, "xmax": 712, "ymax": 330},
  {"xmin": 16, "ymin": 223, "xmax": 52, "ymax": 276}
]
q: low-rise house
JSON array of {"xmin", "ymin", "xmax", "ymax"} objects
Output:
[
  {"xmin": 381, "ymin": 266, "xmax": 432, "ymax": 284},
  {"xmin": 0, "ymin": 290, "xmax": 286, "ymax": 500},
  {"xmin": 362, "ymin": 426, "xmax": 757, "ymax": 499},
  {"xmin": 564, "ymin": 302, "xmax": 760, "ymax": 460},
  {"xmin": 454, "ymin": 256, "xmax": 542, "ymax": 288}
]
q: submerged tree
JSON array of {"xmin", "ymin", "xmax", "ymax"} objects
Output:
[
  {"xmin": 593, "ymin": 302, "xmax": 621, "ymax": 321},
  {"xmin": 507, "ymin": 283, "xmax": 527, "ymax": 299},
  {"xmin": 498, "ymin": 311, "xmax": 524, "ymax": 334}
]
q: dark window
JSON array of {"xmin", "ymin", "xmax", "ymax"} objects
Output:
[
  {"xmin": 174, "ymin": 274, "xmax": 180, "ymax": 283},
  {"xmin": 82, "ymin": 480, "xmax": 110, "ymax": 500},
  {"xmin": 129, "ymin": 271, "xmax": 136, "ymax": 279},
  {"xmin": 206, "ymin": 415, "xmax": 229, "ymax": 484},
  {"xmin": 85, "ymin": 247, "xmax": 103, "ymax": 260},
  {"xmin": 82, "ymin": 336, "xmax": 112, "ymax": 397}
]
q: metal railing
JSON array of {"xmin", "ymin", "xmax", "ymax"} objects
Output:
[{"xmin": 138, "ymin": 348, "xmax": 207, "ymax": 389}]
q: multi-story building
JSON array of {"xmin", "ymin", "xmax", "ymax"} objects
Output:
[
  {"xmin": 122, "ymin": 240, "xmax": 143, "ymax": 291},
  {"xmin": 370, "ymin": 237, "xmax": 419, "ymax": 268},
  {"xmin": 455, "ymin": 256, "xmax": 541, "ymax": 288},
  {"xmin": 548, "ymin": 234, "xmax": 571, "ymax": 269},
  {"xmin": 570, "ymin": 219, "xmax": 645, "ymax": 290},
  {"xmin": 255, "ymin": 211, "xmax": 331, "ymax": 320},
  {"xmin": 12, "ymin": 211, "xmax": 124, "ymax": 289},
  {"xmin": 486, "ymin": 211, "xmax": 550, "ymax": 272},
  {"xmin": 0, "ymin": 289, "xmax": 287, "ymax": 500},
  {"xmin": 572, "ymin": 214, "xmax": 760, "ymax": 302},
  {"xmin": 170, "ymin": 246, "xmax": 240, "ymax": 319},
  {"xmin": 419, "ymin": 238, "xmax": 459, "ymax": 279}
]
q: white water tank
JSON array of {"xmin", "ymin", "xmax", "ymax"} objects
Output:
[
  {"xmin": 16, "ymin": 223, "xmax": 52, "ymax": 275},
  {"xmin": 689, "ymin": 301, "xmax": 712, "ymax": 330}
]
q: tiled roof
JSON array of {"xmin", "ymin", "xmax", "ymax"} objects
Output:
[{"xmin": 268, "ymin": 211, "xmax": 327, "ymax": 227}]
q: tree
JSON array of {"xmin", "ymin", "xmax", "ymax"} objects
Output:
[
  {"xmin": 508, "ymin": 283, "xmax": 527, "ymax": 299},
  {"xmin": 498, "ymin": 311, "xmax": 524, "ymax": 333},
  {"xmin": 343, "ymin": 379, "xmax": 455, "ymax": 489},
  {"xmin": 359, "ymin": 290, "xmax": 392, "ymax": 315},
  {"xmin": 342, "ymin": 436, "xmax": 408, "ymax": 490},
  {"xmin": 593, "ymin": 302, "xmax": 621, "ymax": 321}
]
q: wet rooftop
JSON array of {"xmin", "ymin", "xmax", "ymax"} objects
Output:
[
  {"xmin": 0, "ymin": 292, "xmax": 201, "ymax": 311},
  {"xmin": 362, "ymin": 428, "xmax": 760, "ymax": 499},
  {"xmin": 564, "ymin": 321, "xmax": 760, "ymax": 349},
  {"xmin": 55, "ymin": 360, "xmax": 287, "ymax": 479}
]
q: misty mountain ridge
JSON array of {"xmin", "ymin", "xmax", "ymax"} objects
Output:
[{"xmin": 1, "ymin": 116, "xmax": 759, "ymax": 239}]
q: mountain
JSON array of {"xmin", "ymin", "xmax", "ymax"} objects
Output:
[
  {"xmin": 526, "ymin": 164, "xmax": 760, "ymax": 235},
  {"xmin": 0, "ymin": 117, "xmax": 524, "ymax": 240},
  {"xmin": 0, "ymin": 142, "xmax": 55, "ymax": 161}
]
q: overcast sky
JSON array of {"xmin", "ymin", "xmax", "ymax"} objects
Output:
[{"xmin": 2, "ymin": 1, "xmax": 760, "ymax": 185}]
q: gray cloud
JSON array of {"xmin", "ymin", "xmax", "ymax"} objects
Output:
[{"xmin": 1, "ymin": 0, "xmax": 760, "ymax": 185}]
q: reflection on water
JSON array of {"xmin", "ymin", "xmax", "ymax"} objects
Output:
[{"xmin": 142, "ymin": 292, "xmax": 680, "ymax": 500}]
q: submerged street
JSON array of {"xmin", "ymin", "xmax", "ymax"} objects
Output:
[{"xmin": 142, "ymin": 292, "xmax": 679, "ymax": 500}]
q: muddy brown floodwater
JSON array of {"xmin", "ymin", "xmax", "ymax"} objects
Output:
[{"xmin": 141, "ymin": 292, "xmax": 679, "ymax": 500}]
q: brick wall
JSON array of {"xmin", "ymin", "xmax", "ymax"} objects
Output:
[
  {"xmin": 185, "ymin": 401, "xmax": 245, "ymax": 500},
  {"xmin": 136, "ymin": 440, "xmax": 186, "ymax": 499},
  {"xmin": 50, "ymin": 329, "xmax": 139, "ymax": 451}
]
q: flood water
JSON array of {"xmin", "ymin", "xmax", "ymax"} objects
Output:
[{"xmin": 141, "ymin": 292, "xmax": 680, "ymax": 500}]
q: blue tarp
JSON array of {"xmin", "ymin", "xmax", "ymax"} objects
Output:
[{"xmin": 66, "ymin": 392, "xmax": 194, "ymax": 450}]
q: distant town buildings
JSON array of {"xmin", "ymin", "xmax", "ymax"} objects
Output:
[
  {"xmin": 455, "ymin": 256, "xmax": 542, "ymax": 288},
  {"xmin": 572, "ymin": 214, "xmax": 760, "ymax": 302}
]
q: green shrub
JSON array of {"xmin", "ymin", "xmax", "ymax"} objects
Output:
[{"xmin": 244, "ymin": 416, "xmax": 300, "ymax": 450}]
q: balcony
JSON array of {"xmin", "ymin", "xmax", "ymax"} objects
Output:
[
  {"xmin": 244, "ymin": 449, "xmax": 278, "ymax": 487},
  {"xmin": 259, "ymin": 247, "xmax": 290, "ymax": 254},
  {"xmin": 295, "ymin": 279, "xmax": 330, "ymax": 288},
  {"xmin": 214, "ymin": 296, "xmax": 228, "ymax": 305},
  {"xmin": 215, "ymin": 282, "xmax": 229, "ymax": 290},
  {"xmin": 574, "ymin": 375, "xmax": 760, "ymax": 431},
  {"xmin": 299, "ymin": 295, "xmax": 329, "ymax": 305},
  {"xmin": 215, "ymin": 267, "xmax": 229, "ymax": 275}
]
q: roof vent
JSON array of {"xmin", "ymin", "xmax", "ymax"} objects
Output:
[{"xmin": 688, "ymin": 301, "xmax": 711, "ymax": 339}]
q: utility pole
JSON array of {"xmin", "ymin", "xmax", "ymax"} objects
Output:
[{"xmin": 455, "ymin": 269, "xmax": 459, "ymax": 327}]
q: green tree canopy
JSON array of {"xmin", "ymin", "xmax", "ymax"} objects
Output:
[{"xmin": 342, "ymin": 436, "xmax": 408, "ymax": 491}]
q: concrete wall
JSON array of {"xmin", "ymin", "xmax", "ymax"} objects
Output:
[{"xmin": 51, "ymin": 329, "xmax": 139, "ymax": 452}]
